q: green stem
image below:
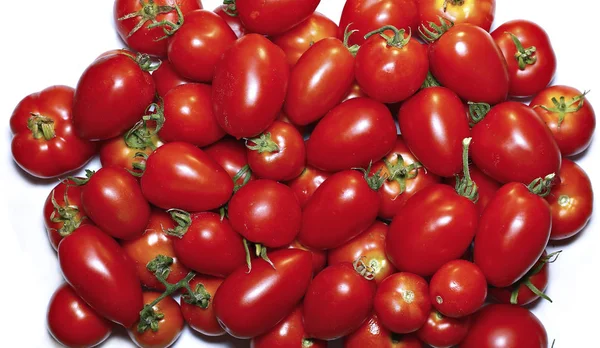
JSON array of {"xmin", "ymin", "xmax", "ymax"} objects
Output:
[
  {"xmin": 233, "ymin": 165, "xmax": 252, "ymax": 192},
  {"xmin": 136, "ymin": 53, "xmax": 161, "ymax": 72},
  {"xmin": 223, "ymin": 0, "xmax": 237, "ymax": 16},
  {"xmin": 506, "ymin": 32, "xmax": 537, "ymax": 70},
  {"xmin": 255, "ymin": 244, "xmax": 275, "ymax": 270},
  {"xmin": 49, "ymin": 187, "xmax": 84, "ymax": 237},
  {"xmin": 527, "ymin": 173, "xmax": 556, "ymax": 197},
  {"xmin": 534, "ymin": 91, "xmax": 590, "ymax": 127},
  {"xmin": 419, "ymin": 16, "xmax": 454, "ymax": 43},
  {"xmin": 468, "ymin": 102, "xmax": 491, "ymax": 126},
  {"xmin": 164, "ymin": 209, "xmax": 192, "ymax": 238},
  {"xmin": 353, "ymin": 257, "xmax": 375, "ymax": 281},
  {"xmin": 354, "ymin": 162, "xmax": 387, "ymax": 191},
  {"xmin": 383, "ymin": 155, "xmax": 422, "ymax": 196},
  {"xmin": 363, "ymin": 25, "xmax": 410, "ymax": 48},
  {"xmin": 68, "ymin": 169, "xmax": 96, "ymax": 186},
  {"xmin": 27, "ymin": 114, "xmax": 55, "ymax": 140},
  {"xmin": 421, "ymin": 71, "xmax": 441, "ymax": 89},
  {"xmin": 342, "ymin": 24, "xmax": 360, "ymax": 56},
  {"xmin": 243, "ymin": 238, "xmax": 252, "ymax": 273},
  {"xmin": 509, "ymin": 250, "xmax": 561, "ymax": 304},
  {"xmin": 246, "ymin": 133, "xmax": 280, "ymax": 153},
  {"xmin": 454, "ymin": 138, "xmax": 479, "ymax": 202}
]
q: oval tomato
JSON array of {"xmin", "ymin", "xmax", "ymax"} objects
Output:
[
  {"xmin": 44, "ymin": 179, "xmax": 88, "ymax": 250},
  {"xmin": 445, "ymin": 165, "xmax": 501, "ymax": 216},
  {"xmin": 251, "ymin": 306, "xmax": 327, "ymax": 348},
  {"xmin": 416, "ymin": 310, "xmax": 471, "ymax": 348},
  {"xmin": 285, "ymin": 166, "xmax": 330, "ymax": 208},
  {"xmin": 203, "ymin": 137, "xmax": 254, "ymax": 189},
  {"xmin": 418, "ymin": 0, "xmax": 495, "ymax": 32},
  {"xmin": 214, "ymin": 4, "xmax": 247, "ymax": 38},
  {"xmin": 344, "ymin": 314, "xmax": 424, "ymax": 348},
  {"xmin": 180, "ymin": 276, "xmax": 225, "ymax": 336},
  {"xmin": 129, "ymin": 292, "xmax": 184, "ymax": 348},
  {"xmin": 232, "ymin": 0, "xmax": 320, "ymax": 36},
  {"xmin": 152, "ymin": 59, "xmax": 191, "ymax": 97}
]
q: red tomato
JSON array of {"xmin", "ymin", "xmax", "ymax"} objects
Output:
[
  {"xmin": 232, "ymin": 0, "xmax": 320, "ymax": 36},
  {"xmin": 114, "ymin": 0, "xmax": 202, "ymax": 57},
  {"xmin": 530, "ymin": 85, "xmax": 596, "ymax": 156},
  {"xmin": 429, "ymin": 260, "xmax": 487, "ymax": 318},
  {"xmin": 416, "ymin": 310, "xmax": 471, "ymax": 348},
  {"xmin": 246, "ymin": 120, "xmax": 306, "ymax": 181},
  {"xmin": 285, "ymin": 166, "xmax": 330, "ymax": 208},
  {"xmin": 203, "ymin": 137, "xmax": 254, "ymax": 189},
  {"xmin": 228, "ymin": 180, "xmax": 302, "ymax": 248},
  {"xmin": 344, "ymin": 314, "xmax": 424, "ymax": 348},
  {"xmin": 304, "ymin": 262, "xmax": 377, "ymax": 340},
  {"xmin": 471, "ymin": 102, "xmax": 561, "ymax": 184},
  {"xmin": 284, "ymin": 37, "xmax": 356, "ymax": 126},
  {"xmin": 141, "ymin": 142, "xmax": 233, "ymax": 212},
  {"xmin": 307, "ymin": 98, "xmax": 397, "ymax": 172},
  {"xmin": 272, "ymin": 12, "xmax": 338, "ymax": 66},
  {"xmin": 180, "ymin": 276, "xmax": 225, "ymax": 336},
  {"xmin": 44, "ymin": 179, "xmax": 88, "ymax": 250},
  {"xmin": 287, "ymin": 240, "xmax": 327, "ymax": 274},
  {"xmin": 445, "ymin": 165, "xmax": 501, "ymax": 216},
  {"xmin": 277, "ymin": 112, "xmax": 309, "ymax": 135},
  {"xmin": 212, "ymin": 34, "xmax": 289, "ymax": 138},
  {"xmin": 152, "ymin": 59, "xmax": 191, "ymax": 97},
  {"xmin": 343, "ymin": 81, "xmax": 368, "ymax": 102},
  {"xmin": 58, "ymin": 225, "xmax": 143, "ymax": 327},
  {"xmin": 99, "ymin": 126, "xmax": 159, "ymax": 175},
  {"xmin": 214, "ymin": 249, "xmax": 313, "ymax": 338},
  {"xmin": 398, "ymin": 87, "xmax": 470, "ymax": 177},
  {"xmin": 251, "ymin": 306, "xmax": 327, "ymax": 348},
  {"xmin": 474, "ymin": 182, "xmax": 552, "ymax": 287},
  {"xmin": 298, "ymin": 169, "xmax": 382, "ymax": 250},
  {"xmin": 47, "ymin": 284, "xmax": 112, "ymax": 348},
  {"xmin": 418, "ymin": 0, "xmax": 495, "ymax": 32},
  {"xmin": 80, "ymin": 167, "xmax": 151, "ymax": 240},
  {"xmin": 546, "ymin": 159, "xmax": 593, "ymax": 240},
  {"xmin": 355, "ymin": 26, "xmax": 428, "ymax": 104},
  {"xmin": 129, "ymin": 292, "xmax": 184, "ymax": 348},
  {"xmin": 460, "ymin": 304, "xmax": 548, "ymax": 348},
  {"xmin": 167, "ymin": 10, "xmax": 237, "ymax": 82},
  {"xmin": 214, "ymin": 5, "xmax": 247, "ymax": 38},
  {"xmin": 9, "ymin": 86, "xmax": 96, "ymax": 178}
]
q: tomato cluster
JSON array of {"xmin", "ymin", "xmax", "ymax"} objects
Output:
[{"xmin": 8, "ymin": 0, "xmax": 595, "ymax": 347}]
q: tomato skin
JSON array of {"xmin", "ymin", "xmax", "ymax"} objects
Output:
[
  {"xmin": 203, "ymin": 137, "xmax": 254, "ymax": 188},
  {"xmin": 180, "ymin": 276, "xmax": 225, "ymax": 336},
  {"xmin": 58, "ymin": 225, "xmax": 143, "ymax": 327},
  {"xmin": 152, "ymin": 60, "xmax": 191, "ymax": 98},
  {"xmin": 287, "ymin": 240, "xmax": 327, "ymax": 274},
  {"xmin": 386, "ymin": 184, "xmax": 478, "ymax": 277},
  {"xmin": 173, "ymin": 212, "xmax": 247, "ymax": 278},
  {"xmin": 416, "ymin": 310, "xmax": 471, "ymax": 348},
  {"xmin": 530, "ymin": 85, "xmax": 596, "ymax": 156},
  {"xmin": 307, "ymin": 98, "xmax": 397, "ymax": 172},
  {"xmin": 445, "ymin": 165, "xmax": 501, "ymax": 216},
  {"xmin": 235, "ymin": 0, "xmax": 320, "ymax": 36},
  {"xmin": 167, "ymin": 10, "xmax": 237, "ymax": 82},
  {"xmin": 471, "ymin": 102, "xmax": 561, "ymax": 184},
  {"xmin": 343, "ymin": 81, "xmax": 368, "ymax": 102},
  {"xmin": 344, "ymin": 314, "xmax": 424, "ymax": 348},
  {"xmin": 397, "ymin": 87, "xmax": 470, "ymax": 177},
  {"xmin": 214, "ymin": 5, "xmax": 247, "ymax": 38},
  {"xmin": 460, "ymin": 304, "xmax": 548, "ymax": 348},
  {"xmin": 285, "ymin": 166, "xmax": 331, "ymax": 208},
  {"xmin": 474, "ymin": 183, "xmax": 551, "ymax": 287},
  {"xmin": 129, "ymin": 292, "xmax": 184, "ymax": 348},
  {"xmin": 99, "ymin": 134, "xmax": 157, "ymax": 174},
  {"xmin": 214, "ymin": 249, "xmax": 313, "ymax": 339},
  {"xmin": 546, "ymin": 159, "xmax": 593, "ymax": 240},
  {"xmin": 418, "ymin": 0, "xmax": 495, "ymax": 32},
  {"xmin": 141, "ymin": 142, "xmax": 233, "ymax": 212},
  {"xmin": 298, "ymin": 170, "xmax": 381, "ymax": 250},
  {"xmin": 47, "ymin": 284, "xmax": 112, "ymax": 348},
  {"xmin": 44, "ymin": 179, "xmax": 88, "ymax": 250},
  {"xmin": 304, "ymin": 263, "xmax": 377, "ymax": 340},
  {"xmin": 428, "ymin": 24, "xmax": 509, "ymax": 105},
  {"xmin": 72, "ymin": 52, "xmax": 155, "ymax": 141},
  {"xmin": 10, "ymin": 86, "xmax": 97, "ymax": 178},
  {"xmin": 251, "ymin": 306, "xmax": 327, "ymax": 348},
  {"xmin": 212, "ymin": 34, "xmax": 290, "ymax": 138}
]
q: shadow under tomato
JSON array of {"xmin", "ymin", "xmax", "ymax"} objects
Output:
[{"xmin": 188, "ymin": 327, "xmax": 250, "ymax": 347}]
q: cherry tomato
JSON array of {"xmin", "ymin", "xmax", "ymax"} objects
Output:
[
  {"xmin": 58, "ymin": 225, "xmax": 143, "ymax": 327},
  {"xmin": 10, "ymin": 86, "xmax": 96, "ymax": 178},
  {"xmin": 460, "ymin": 304, "xmax": 548, "ymax": 348},
  {"xmin": 129, "ymin": 292, "xmax": 184, "ymax": 348},
  {"xmin": 418, "ymin": 0, "xmax": 495, "ymax": 32},
  {"xmin": 214, "ymin": 5, "xmax": 247, "ymax": 38},
  {"xmin": 214, "ymin": 249, "xmax": 313, "ymax": 339},
  {"xmin": 141, "ymin": 142, "xmax": 233, "ymax": 212},
  {"xmin": 251, "ymin": 306, "xmax": 327, "ymax": 348},
  {"xmin": 416, "ymin": 310, "xmax": 471, "ymax": 348},
  {"xmin": 203, "ymin": 137, "xmax": 254, "ymax": 189},
  {"xmin": 212, "ymin": 34, "xmax": 289, "ymax": 138},
  {"xmin": 151, "ymin": 59, "xmax": 191, "ymax": 97},
  {"xmin": 232, "ymin": 0, "xmax": 320, "ymax": 36},
  {"xmin": 180, "ymin": 276, "xmax": 225, "ymax": 336},
  {"xmin": 471, "ymin": 102, "xmax": 561, "ymax": 184},
  {"xmin": 47, "ymin": 283, "xmax": 112, "ymax": 348},
  {"xmin": 344, "ymin": 314, "xmax": 424, "ymax": 348},
  {"xmin": 429, "ymin": 260, "xmax": 487, "ymax": 318},
  {"xmin": 530, "ymin": 85, "xmax": 596, "ymax": 156},
  {"xmin": 304, "ymin": 262, "xmax": 377, "ymax": 340},
  {"xmin": 44, "ymin": 179, "xmax": 88, "ymax": 250},
  {"xmin": 445, "ymin": 165, "xmax": 501, "ymax": 216},
  {"xmin": 287, "ymin": 240, "xmax": 327, "ymax": 274},
  {"xmin": 285, "ymin": 166, "xmax": 331, "ymax": 208}
]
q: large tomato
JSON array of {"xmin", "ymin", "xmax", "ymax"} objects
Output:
[
  {"xmin": 43, "ymin": 179, "xmax": 88, "ymax": 250},
  {"xmin": 285, "ymin": 166, "xmax": 331, "ymax": 208},
  {"xmin": 129, "ymin": 292, "xmax": 184, "ymax": 348},
  {"xmin": 344, "ymin": 314, "xmax": 424, "ymax": 348},
  {"xmin": 251, "ymin": 306, "xmax": 327, "ymax": 348},
  {"xmin": 230, "ymin": 0, "xmax": 321, "ymax": 36},
  {"xmin": 203, "ymin": 137, "xmax": 254, "ymax": 189},
  {"xmin": 180, "ymin": 276, "xmax": 225, "ymax": 336},
  {"xmin": 416, "ymin": 310, "xmax": 471, "ymax": 348},
  {"xmin": 418, "ymin": 0, "xmax": 496, "ymax": 32}
]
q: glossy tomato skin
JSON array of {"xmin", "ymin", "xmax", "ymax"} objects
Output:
[
  {"xmin": 44, "ymin": 179, "xmax": 88, "ymax": 250},
  {"xmin": 344, "ymin": 314, "xmax": 424, "ymax": 348},
  {"xmin": 167, "ymin": 10, "xmax": 237, "ymax": 82},
  {"xmin": 343, "ymin": 81, "xmax": 368, "ymax": 102},
  {"xmin": 298, "ymin": 170, "xmax": 381, "ymax": 250},
  {"xmin": 58, "ymin": 225, "xmax": 143, "ymax": 327},
  {"xmin": 428, "ymin": 24, "xmax": 509, "ymax": 104},
  {"xmin": 304, "ymin": 263, "xmax": 377, "ymax": 340},
  {"xmin": 73, "ymin": 52, "xmax": 155, "ymax": 141},
  {"xmin": 418, "ymin": 0, "xmax": 495, "ymax": 32},
  {"xmin": 99, "ymin": 133, "xmax": 158, "ymax": 174},
  {"xmin": 445, "ymin": 165, "xmax": 501, "ymax": 216},
  {"xmin": 474, "ymin": 183, "xmax": 551, "ymax": 287},
  {"xmin": 81, "ymin": 167, "xmax": 151, "ymax": 240},
  {"xmin": 212, "ymin": 34, "xmax": 289, "ymax": 138},
  {"xmin": 285, "ymin": 166, "xmax": 331, "ymax": 208},
  {"xmin": 214, "ymin": 5, "xmax": 247, "ymax": 38},
  {"xmin": 47, "ymin": 284, "xmax": 112, "ymax": 348},
  {"xmin": 141, "ymin": 142, "xmax": 233, "ymax": 212},
  {"xmin": 173, "ymin": 212, "xmax": 246, "ymax": 278},
  {"xmin": 10, "ymin": 86, "xmax": 96, "ymax": 178},
  {"xmin": 416, "ymin": 310, "xmax": 471, "ymax": 348},
  {"xmin": 214, "ymin": 249, "xmax": 313, "ymax": 339},
  {"xmin": 203, "ymin": 137, "xmax": 254, "ymax": 188},
  {"xmin": 235, "ymin": 0, "xmax": 320, "ymax": 36},
  {"xmin": 386, "ymin": 184, "xmax": 478, "ymax": 276},
  {"xmin": 307, "ymin": 98, "xmax": 397, "ymax": 172},
  {"xmin": 251, "ymin": 306, "xmax": 327, "ymax": 348},
  {"xmin": 180, "ymin": 276, "xmax": 225, "ymax": 336},
  {"xmin": 397, "ymin": 87, "xmax": 470, "ymax": 177},
  {"xmin": 129, "ymin": 292, "xmax": 184, "ymax": 348},
  {"xmin": 530, "ymin": 85, "xmax": 596, "ymax": 156},
  {"xmin": 471, "ymin": 102, "xmax": 561, "ymax": 184},
  {"xmin": 460, "ymin": 304, "xmax": 548, "ymax": 348},
  {"xmin": 287, "ymin": 240, "xmax": 327, "ymax": 274},
  {"xmin": 152, "ymin": 59, "xmax": 191, "ymax": 97}
]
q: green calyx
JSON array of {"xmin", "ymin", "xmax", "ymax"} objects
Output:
[
  {"xmin": 353, "ymin": 257, "xmax": 375, "ymax": 281},
  {"xmin": 354, "ymin": 162, "xmax": 387, "ymax": 191},
  {"xmin": 534, "ymin": 91, "xmax": 590, "ymax": 127},
  {"xmin": 384, "ymin": 155, "xmax": 422, "ymax": 196},
  {"xmin": 142, "ymin": 101, "xmax": 166, "ymax": 133},
  {"xmin": 246, "ymin": 133, "xmax": 280, "ymax": 154},
  {"xmin": 421, "ymin": 71, "xmax": 441, "ymax": 89},
  {"xmin": 49, "ymin": 186, "xmax": 84, "ymax": 237},
  {"xmin": 164, "ymin": 209, "xmax": 192, "ymax": 238},
  {"xmin": 69, "ymin": 169, "xmax": 96, "ymax": 186},
  {"xmin": 419, "ymin": 16, "xmax": 454, "ymax": 43},
  {"xmin": 506, "ymin": 32, "xmax": 537, "ymax": 70},
  {"xmin": 343, "ymin": 24, "xmax": 361, "ymax": 56},
  {"xmin": 136, "ymin": 53, "xmax": 162, "ymax": 72},
  {"xmin": 302, "ymin": 339, "xmax": 315, "ymax": 348},
  {"xmin": 242, "ymin": 239, "xmax": 275, "ymax": 273},
  {"xmin": 182, "ymin": 282, "xmax": 211, "ymax": 308},
  {"xmin": 364, "ymin": 25, "xmax": 411, "ymax": 49},
  {"xmin": 223, "ymin": 0, "xmax": 237, "ymax": 16},
  {"xmin": 454, "ymin": 138, "xmax": 479, "ymax": 202},
  {"xmin": 468, "ymin": 102, "xmax": 491, "ymax": 126},
  {"xmin": 147, "ymin": 254, "xmax": 174, "ymax": 280},
  {"xmin": 118, "ymin": 0, "xmax": 184, "ymax": 41},
  {"xmin": 510, "ymin": 250, "xmax": 562, "ymax": 304},
  {"xmin": 232, "ymin": 165, "xmax": 252, "ymax": 193},
  {"xmin": 443, "ymin": 0, "xmax": 465, "ymax": 12},
  {"xmin": 527, "ymin": 173, "xmax": 556, "ymax": 197},
  {"xmin": 27, "ymin": 114, "xmax": 55, "ymax": 140}
]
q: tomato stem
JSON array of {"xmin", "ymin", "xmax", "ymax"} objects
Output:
[
  {"xmin": 164, "ymin": 209, "xmax": 192, "ymax": 238},
  {"xmin": 505, "ymin": 32, "xmax": 537, "ymax": 70},
  {"xmin": 342, "ymin": 24, "xmax": 361, "ymax": 56},
  {"xmin": 255, "ymin": 244, "xmax": 276, "ymax": 270},
  {"xmin": 181, "ymin": 282, "xmax": 211, "ymax": 308},
  {"xmin": 443, "ymin": 0, "xmax": 465, "ymax": 12},
  {"xmin": 363, "ymin": 25, "xmax": 411, "ymax": 48},
  {"xmin": 527, "ymin": 173, "xmax": 556, "ymax": 197},
  {"xmin": 302, "ymin": 338, "xmax": 315, "ymax": 347},
  {"xmin": 454, "ymin": 138, "xmax": 479, "ymax": 202},
  {"xmin": 243, "ymin": 238, "xmax": 253, "ymax": 273},
  {"xmin": 508, "ymin": 250, "xmax": 561, "ymax": 304},
  {"xmin": 223, "ymin": 0, "xmax": 238, "ymax": 17},
  {"xmin": 232, "ymin": 165, "xmax": 252, "ymax": 192},
  {"xmin": 468, "ymin": 102, "xmax": 491, "ymax": 126},
  {"xmin": 136, "ymin": 53, "xmax": 162, "ymax": 72},
  {"xmin": 142, "ymin": 101, "xmax": 166, "ymax": 134},
  {"xmin": 246, "ymin": 132, "xmax": 280, "ymax": 154},
  {"xmin": 68, "ymin": 169, "xmax": 96, "ymax": 186},
  {"xmin": 353, "ymin": 256, "xmax": 375, "ymax": 280},
  {"xmin": 383, "ymin": 155, "xmax": 422, "ymax": 196},
  {"xmin": 27, "ymin": 114, "xmax": 56, "ymax": 140},
  {"xmin": 533, "ymin": 91, "xmax": 590, "ymax": 127},
  {"xmin": 49, "ymin": 186, "xmax": 84, "ymax": 237},
  {"xmin": 419, "ymin": 16, "xmax": 454, "ymax": 43},
  {"xmin": 421, "ymin": 71, "xmax": 441, "ymax": 89}
]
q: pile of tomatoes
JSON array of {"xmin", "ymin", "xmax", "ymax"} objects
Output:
[{"xmin": 8, "ymin": 0, "xmax": 595, "ymax": 347}]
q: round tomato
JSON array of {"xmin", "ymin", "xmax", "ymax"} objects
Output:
[
  {"xmin": 344, "ymin": 314, "xmax": 424, "ymax": 348},
  {"xmin": 251, "ymin": 306, "xmax": 327, "ymax": 348},
  {"xmin": 418, "ymin": 0, "xmax": 495, "ymax": 32},
  {"xmin": 231, "ymin": 0, "xmax": 320, "ymax": 36},
  {"xmin": 285, "ymin": 165, "xmax": 330, "ymax": 208},
  {"xmin": 416, "ymin": 310, "xmax": 471, "ymax": 348},
  {"xmin": 287, "ymin": 240, "xmax": 327, "ymax": 274},
  {"xmin": 445, "ymin": 165, "xmax": 501, "ymax": 216},
  {"xmin": 214, "ymin": 4, "xmax": 247, "ymax": 38},
  {"xmin": 129, "ymin": 292, "xmax": 184, "ymax": 348},
  {"xmin": 203, "ymin": 137, "xmax": 254, "ymax": 189},
  {"xmin": 151, "ymin": 59, "xmax": 191, "ymax": 97},
  {"xmin": 44, "ymin": 179, "xmax": 88, "ymax": 250},
  {"xmin": 180, "ymin": 276, "xmax": 225, "ymax": 336}
]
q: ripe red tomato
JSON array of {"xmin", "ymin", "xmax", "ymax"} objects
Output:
[
  {"xmin": 214, "ymin": 249, "xmax": 313, "ymax": 338},
  {"xmin": 99, "ymin": 126, "xmax": 159, "ymax": 175},
  {"xmin": 214, "ymin": 5, "xmax": 247, "ymax": 38},
  {"xmin": 251, "ymin": 306, "xmax": 327, "ymax": 348},
  {"xmin": 129, "ymin": 292, "xmax": 184, "ymax": 348},
  {"xmin": 47, "ymin": 284, "xmax": 112, "ymax": 348},
  {"xmin": 212, "ymin": 34, "xmax": 289, "ymax": 138},
  {"xmin": 416, "ymin": 310, "xmax": 471, "ymax": 348},
  {"xmin": 530, "ymin": 85, "xmax": 596, "ymax": 156},
  {"xmin": 429, "ymin": 260, "xmax": 487, "ymax": 318},
  {"xmin": 141, "ymin": 142, "xmax": 233, "ymax": 212},
  {"xmin": 203, "ymin": 137, "xmax": 254, "ymax": 189},
  {"xmin": 474, "ymin": 182, "xmax": 552, "ymax": 287},
  {"xmin": 307, "ymin": 98, "xmax": 397, "ymax": 172},
  {"xmin": 232, "ymin": 0, "xmax": 320, "ymax": 36},
  {"xmin": 397, "ymin": 87, "xmax": 471, "ymax": 177},
  {"xmin": 343, "ymin": 81, "xmax": 368, "ymax": 102},
  {"xmin": 460, "ymin": 304, "xmax": 548, "ymax": 348},
  {"xmin": 114, "ymin": 0, "xmax": 202, "ymax": 57},
  {"xmin": 471, "ymin": 102, "xmax": 561, "ymax": 184},
  {"xmin": 418, "ymin": 0, "xmax": 496, "ymax": 32},
  {"xmin": 180, "ymin": 276, "xmax": 225, "ymax": 336},
  {"xmin": 287, "ymin": 240, "xmax": 327, "ymax": 275},
  {"xmin": 58, "ymin": 225, "xmax": 143, "ymax": 327},
  {"xmin": 152, "ymin": 59, "xmax": 191, "ymax": 97},
  {"xmin": 72, "ymin": 51, "xmax": 156, "ymax": 140},
  {"xmin": 44, "ymin": 179, "xmax": 88, "ymax": 250},
  {"xmin": 10, "ymin": 86, "xmax": 96, "ymax": 178},
  {"xmin": 445, "ymin": 165, "xmax": 501, "ymax": 216},
  {"xmin": 304, "ymin": 262, "xmax": 377, "ymax": 340},
  {"xmin": 285, "ymin": 166, "xmax": 330, "ymax": 208},
  {"xmin": 344, "ymin": 314, "xmax": 424, "ymax": 348},
  {"xmin": 546, "ymin": 159, "xmax": 593, "ymax": 240}
]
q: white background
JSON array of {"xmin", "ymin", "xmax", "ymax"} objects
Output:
[{"xmin": 0, "ymin": 0, "xmax": 598, "ymax": 347}]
